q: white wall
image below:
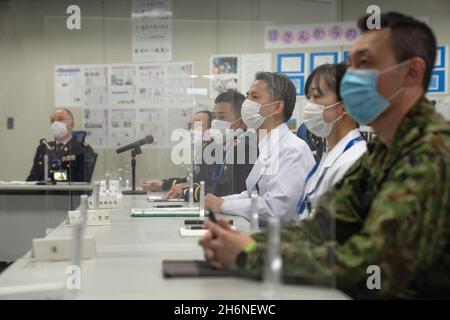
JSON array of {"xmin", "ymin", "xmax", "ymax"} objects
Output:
[{"xmin": 0, "ymin": 0, "xmax": 448, "ymax": 181}]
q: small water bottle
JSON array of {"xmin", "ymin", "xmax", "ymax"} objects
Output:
[
  {"xmin": 105, "ymin": 173, "xmax": 110, "ymax": 194},
  {"xmin": 44, "ymin": 154, "xmax": 49, "ymax": 183},
  {"xmin": 199, "ymin": 181, "xmax": 205, "ymax": 220},
  {"xmin": 118, "ymin": 168, "xmax": 124, "ymax": 189},
  {"xmin": 250, "ymin": 190, "xmax": 259, "ymax": 233},
  {"xmin": 262, "ymin": 216, "xmax": 283, "ymax": 299},
  {"xmin": 187, "ymin": 169, "xmax": 194, "ymax": 206},
  {"xmin": 93, "ymin": 182, "xmax": 100, "ymax": 209},
  {"xmin": 79, "ymin": 195, "xmax": 88, "ymax": 228}
]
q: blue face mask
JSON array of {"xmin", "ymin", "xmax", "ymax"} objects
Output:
[{"xmin": 340, "ymin": 60, "xmax": 409, "ymax": 125}]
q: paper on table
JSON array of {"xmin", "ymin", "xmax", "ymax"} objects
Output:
[
  {"xmin": 0, "ymin": 181, "xmax": 38, "ymax": 185},
  {"xmin": 179, "ymin": 227, "xmax": 208, "ymax": 237},
  {"xmin": 147, "ymin": 195, "xmax": 163, "ymax": 200}
]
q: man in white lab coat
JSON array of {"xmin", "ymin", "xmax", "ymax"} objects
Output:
[{"xmin": 204, "ymin": 72, "xmax": 315, "ymax": 224}]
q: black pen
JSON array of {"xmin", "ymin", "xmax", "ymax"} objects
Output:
[{"xmin": 185, "ymin": 225, "xmax": 205, "ymax": 230}]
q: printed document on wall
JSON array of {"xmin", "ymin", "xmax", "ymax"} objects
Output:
[
  {"xmin": 55, "ymin": 66, "xmax": 82, "ymax": 107},
  {"xmin": 132, "ymin": 0, "xmax": 172, "ymax": 62}
]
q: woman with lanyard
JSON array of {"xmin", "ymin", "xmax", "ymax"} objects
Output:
[{"xmin": 297, "ymin": 62, "xmax": 368, "ymax": 220}]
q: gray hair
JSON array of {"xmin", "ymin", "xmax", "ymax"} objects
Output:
[{"xmin": 254, "ymin": 71, "xmax": 296, "ymax": 121}]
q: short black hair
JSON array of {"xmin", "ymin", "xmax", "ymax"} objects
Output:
[
  {"xmin": 195, "ymin": 110, "xmax": 212, "ymax": 128},
  {"xmin": 214, "ymin": 89, "xmax": 246, "ymax": 117},
  {"xmin": 305, "ymin": 63, "xmax": 348, "ymax": 101},
  {"xmin": 254, "ymin": 71, "xmax": 296, "ymax": 121},
  {"xmin": 357, "ymin": 12, "xmax": 436, "ymax": 91}
]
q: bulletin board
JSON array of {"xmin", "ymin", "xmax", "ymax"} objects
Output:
[{"xmin": 55, "ymin": 62, "xmax": 194, "ymax": 149}]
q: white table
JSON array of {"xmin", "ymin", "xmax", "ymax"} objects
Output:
[
  {"xmin": 0, "ymin": 182, "xmax": 93, "ymax": 261},
  {"xmin": 0, "ymin": 194, "xmax": 349, "ymax": 299}
]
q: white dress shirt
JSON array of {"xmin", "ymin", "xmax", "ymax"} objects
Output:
[{"xmin": 221, "ymin": 123, "xmax": 315, "ymax": 224}]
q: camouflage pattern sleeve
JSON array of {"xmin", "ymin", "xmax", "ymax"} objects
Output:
[{"xmin": 244, "ymin": 99, "xmax": 450, "ymax": 298}]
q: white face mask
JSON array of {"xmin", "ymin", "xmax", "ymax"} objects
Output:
[
  {"xmin": 241, "ymin": 99, "xmax": 276, "ymax": 129},
  {"xmin": 210, "ymin": 118, "xmax": 241, "ymax": 142},
  {"xmin": 211, "ymin": 118, "xmax": 241, "ymax": 131},
  {"xmin": 211, "ymin": 119, "xmax": 231, "ymax": 131},
  {"xmin": 50, "ymin": 121, "xmax": 69, "ymax": 140},
  {"xmin": 303, "ymin": 101, "xmax": 343, "ymax": 138}
]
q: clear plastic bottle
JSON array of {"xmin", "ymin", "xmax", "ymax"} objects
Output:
[{"xmin": 262, "ymin": 216, "xmax": 283, "ymax": 299}]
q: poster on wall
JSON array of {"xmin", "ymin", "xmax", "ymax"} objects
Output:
[
  {"xmin": 265, "ymin": 21, "xmax": 360, "ymax": 49},
  {"xmin": 83, "ymin": 108, "xmax": 109, "ymax": 148},
  {"xmin": 54, "ymin": 66, "xmax": 82, "ymax": 107},
  {"xmin": 109, "ymin": 65, "xmax": 137, "ymax": 107},
  {"xmin": 137, "ymin": 108, "xmax": 166, "ymax": 147},
  {"xmin": 309, "ymin": 52, "xmax": 339, "ymax": 73},
  {"xmin": 210, "ymin": 55, "xmax": 239, "ymax": 98},
  {"xmin": 240, "ymin": 53, "xmax": 272, "ymax": 93},
  {"xmin": 83, "ymin": 65, "xmax": 109, "ymax": 108},
  {"xmin": 164, "ymin": 62, "xmax": 194, "ymax": 97},
  {"xmin": 132, "ymin": 0, "xmax": 172, "ymax": 62},
  {"xmin": 136, "ymin": 64, "xmax": 166, "ymax": 105},
  {"xmin": 109, "ymin": 108, "xmax": 138, "ymax": 148}
]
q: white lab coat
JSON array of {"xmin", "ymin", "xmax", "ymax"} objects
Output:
[
  {"xmin": 298, "ymin": 128, "xmax": 367, "ymax": 220},
  {"xmin": 221, "ymin": 123, "xmax": 315, "ymax": 224}
]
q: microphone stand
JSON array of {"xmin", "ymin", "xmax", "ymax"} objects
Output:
[
  {"xmin": 37, "ymin": 143, "xmax": 56, "ymax": 185},
  {"xmin": 122, "ymin": 145, "xmax": 146, "ymax": 195}
]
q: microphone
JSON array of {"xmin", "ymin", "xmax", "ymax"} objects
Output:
[
  {"xmin": 116, "ymin": 135, "xmax": 154, "ymax": 154},
  {"xmin": 40, "ymin": 138, "xmax": 53, "ymax": 151}
]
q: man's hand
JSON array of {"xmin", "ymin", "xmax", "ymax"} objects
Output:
[
  {"xmin": 199, "ymin": 219, "xmax": 254, "ymax": 269},
  {"xmin": 204, "ymin": 193, "xmax": 224, "ymax": 214},
  {"xmin": 141, "ymin": 180, "xmax": 163, "ymax": 192},
  {"xmin": 164, "ymin": 183, "xmax": 188, "ymax": 199}
]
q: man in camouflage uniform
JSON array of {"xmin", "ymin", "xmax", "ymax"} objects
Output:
[{"xmin": 199, "ymin": 12, "xmax": 450, "ymax": 298}]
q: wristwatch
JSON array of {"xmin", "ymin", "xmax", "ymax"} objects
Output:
[{"xmin": 236, "ymin": 251, "xmax": 248, "ymax": 269}]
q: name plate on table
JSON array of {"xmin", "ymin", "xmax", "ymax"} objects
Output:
[
  {"xmin": 131, "ymin": 207, "xmax": 201, "ymax": 218},
  {"xmin": 67, "ymin": 210, "xmax": 111, "ymax": 226},
  {"xmin": 32, "ymin": 237, "xmax": 96, "ymax": 261},
  {"xmin": 88, "ymin": 195, "xmax": 122, "ymax": 209},
  {"xmin": 179, "ymin": 225, "xmax": 237, "ymax": 237}
]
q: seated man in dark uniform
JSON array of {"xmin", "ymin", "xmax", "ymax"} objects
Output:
[
  {"xmin": 165, "ymin": 90, "xmax": 257, "ymax": 201},
  {"xmin": 26, "ymin": 108, "xmax": 96, "ymax": 183},
  {"xmin": 141, "ymin": 110, "xmax": 213, "ymax": 192}
]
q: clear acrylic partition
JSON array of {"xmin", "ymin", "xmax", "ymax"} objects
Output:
[{"xmin": 0, "ymin": 0, "xmax": 344, "ymax": 298}]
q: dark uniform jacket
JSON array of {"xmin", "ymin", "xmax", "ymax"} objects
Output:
[
  {"xmin": 26, "ymin": 136, "xmax": 96, "ymax": 183},
  {"xmin": 161, "ymin": 140, "xmax": 213, "ymax": 192},
  {"xmin": 183, "ymin": 131, "xmax": 257, "ymax": 201}
]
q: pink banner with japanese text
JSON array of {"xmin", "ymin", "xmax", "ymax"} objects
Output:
[{"xmin": 265, "ymin": 22, "xmax": 360, "ymax": 49}]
